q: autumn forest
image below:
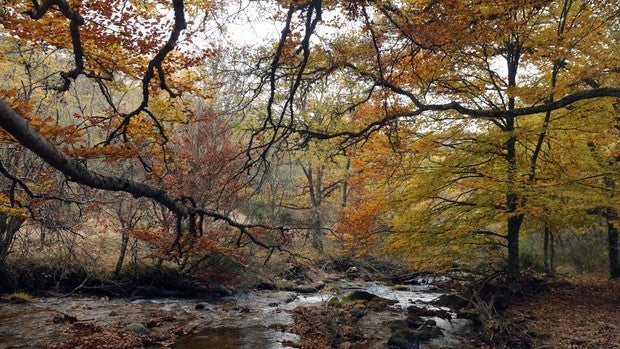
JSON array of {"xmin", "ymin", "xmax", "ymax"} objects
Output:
[{"xmin": 0, "ymin": 0, "xmax": 618, "ymax": 348}]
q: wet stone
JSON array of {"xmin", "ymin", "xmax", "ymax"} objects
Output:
[
  {"xmin": 431, "ymin": 294, "xmax": 469, "ymax": 310},
  {"xmin": 194, "ymin": 302, "xmax": 210, "ymax": 310},
  {"xmin": 424, "ymin": 319, "xmax": 437, "ymax": 326},
  {"xmin": 406, "ymin": 305, "xmax": 452, "ymax": 320},
  {"xmin": 390, "ymin": 320, "xmax": 411, "ymax": 331},
  {"xmin": 282, "ymin": 293, "xmax": 298, "ymax": 304},
  {"xmin": 406, "ymin": 315, "xmax": 426, "ymax": 329},
  {"xmin": 345, "ymin": 290, "xmax": 378, "ymax": 302},
  {"xmin": 126, "ymin": 322, "xmax": 149, "ymax": 335},
  {"xmin": 387, "ymin": 332, "xmax": 419, "ymax": 349}
]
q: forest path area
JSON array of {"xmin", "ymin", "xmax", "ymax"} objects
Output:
[{"xmin": 506, "ymin": 278, "xmax": 620, "ymax": 348}]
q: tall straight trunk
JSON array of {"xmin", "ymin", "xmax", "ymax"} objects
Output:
[
  {"xmin": 505, "ymin": 124, "xmax": 522, "ymax": 284},
  {"xmin": 342, "ymin": 155, "xmax": 351, "ymax": 208},
  {"xmin": 607, "ymin": 219, "xmax": 620, "ymax": 279},
  {"xmin": 543, "ymin": 224, "xmax": 555, "ymax": 276},
  {"xmin": 506, "ymin": 213, "xmax": 523, "ymax": 283},
  {"xmin": 503, "ymin": 35, "xmax": 523, "ymax": 286},
  {"xmin": 302, "ymin": 163, "xmax": 325, "ymax": 252},
  {"xmin": 543, "ymin": 226, "xmax": 549, "ymax": 273},
  {"xmin": 550, "ymin": 229, "xmax": 555, "ymax": 274},
  {"xmin": 114, "ymin": 234, "xmax": 130, "ymax": 276}
]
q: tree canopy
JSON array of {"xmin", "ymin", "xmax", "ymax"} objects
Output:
[{"xmin": 0, "ymin": 0, "xmax": 618, "ymax": 282}]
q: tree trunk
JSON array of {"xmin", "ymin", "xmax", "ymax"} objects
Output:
[
  {"xmin": 0, "ymin": 214, "xmax": 26, "ymax": 267},
  {"xmin": 607, "ymin": 218, "xmax": 620, "ymax": 279},
  {"xmin": 543, "ymin": 225, "xmax": 549, "ymax": 274},
  {"xmin": 505, "ymin": 130, "xmax": 523, "ymax": 285},
  {"xmin": 549, "ymin": 228, "xmax": 555, "ymax": 274},
  {"xmin": 302, "ymin": 163, "xmax": 325, "ymax": 252},
  {"xmin": 342, "ymin": 155, "xmax": 351, "ymax": 208},
  {"xmin": 114, "ymin": 234, "xmax": 130, "ymax": 276},
  {"xmin": 543, "ymin": 224, "xmax": 555, "ymax": 276},
  {"xmin": 506, "ymin": 213, "xmax": 523, "ymax": 284},
  {"xmin": 503, "ymin": 36, "xmax": 523, "ymax": 287}
]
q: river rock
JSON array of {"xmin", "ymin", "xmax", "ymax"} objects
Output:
[
  {"xmin": 126, "ymin": 322, "xmax": 150, "ymax": 335},
  {"xmin": 284, "ymin": 292, "xmax": 298, "ymax": 303},
  {"xmin": 406, "ymin": 315, "xmax": 426, "ymax": 329},
  {"xmin": 213, "ymin": 285, "xmax": 234, "ymax": 297},
  {"xmin": 390, "ymin": 316, "xmax": 426, "ymax": 331},
  {"xmin": 418, "ymin": 324, "xmax": 444, "ymax": 339},
  {"xmin": 195, "ymin": 302, "xmax": 213, "ymax": 310},
  {"xmin": 345, "ymin": 290, "xmax": 379, "ymax": 302},
  {"xmin": 406, "ymin": 305, "xmax": 452, "ymax": 320},
  {"xmin": 413, "ymin": 329, "xmax": 431, "ymax": 341},
  {"xmin": 456, "ymin": 308, "xmax": 480, "ymax": 323},
  {"xmin": 431, "ymin": 294, "xmax": 468, "ymax": 310},
  {"xmin": 346, "ymin": 267, "xmax": 360, "ymax": 279},
  {"xmin": 390, "ymin": 320, "xmax": 411, "ymax": 331},
  {"xmin": 328, "ymin": 296, "xmax": 342, "ymax": 307},
  {"xmin": 388, "ymin": 320, "xmax": 444, "ymax": 348},
  {"xmin": 387, "ymin": 330, "xmax": 420, "ymax": 349},
  {"xmin": 424, "ymin": 319, "xmax": 437, "ymax": 326}
]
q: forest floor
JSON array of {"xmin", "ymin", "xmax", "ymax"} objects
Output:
[{"xmin": 505, "ymin": 277, "xmax": 620, "ymax": 348}]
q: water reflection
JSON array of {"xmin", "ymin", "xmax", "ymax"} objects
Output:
[{"xmin": 172, "ymin": 327, "xmax": 299, "ymax": 349}]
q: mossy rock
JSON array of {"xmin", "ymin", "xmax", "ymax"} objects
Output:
[
  {"xmin": 343, "ymin": 290, "xmax": 379, "ymax": 302},
  {"xmin": 2, "ymin": 292, "xmax": 34, "ymax": 303},
  {"xmin": 430, "ymin": 294, "xmax": 468, "ymax": 310},
  {"xmin": 328, "ymin": 296, "xmax": 342, "ymax": 307}
]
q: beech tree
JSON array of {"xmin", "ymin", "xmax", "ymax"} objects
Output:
[
  {"xmin": 0, "ymin": 0, "xmax": 617, "ymax": 285},
  {"xmin": 0, "ymin": 0, "xmax": 286, "ymax": 272},
  {"xmin": 250, "ymin": 0, "xmax": 619, "ymax": 283}
]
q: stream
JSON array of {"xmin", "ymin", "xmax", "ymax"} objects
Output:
[{"xmin": 0, "ymin": 279, "xmax": 473, "ymax": 348}]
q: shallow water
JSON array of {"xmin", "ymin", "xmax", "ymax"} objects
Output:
[
  {"xmin": 0, "ymin": 281, "xmax": 472, "ymax": 349},
  {"xmin": 172, "ymin": 282, "xmax": 473, "ymax": 349},
  {"xmin": 172, "ymin": 327, "xmax": 300, "ymax": 349}
]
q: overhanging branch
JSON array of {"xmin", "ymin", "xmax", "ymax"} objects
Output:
[{"xmin": 0, "ymin": 99, "xmax": 282, "ymax": 250}]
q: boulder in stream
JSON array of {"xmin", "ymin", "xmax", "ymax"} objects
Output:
[
  {"xmin": 431, "ymin": 293, "xmax": 469, "ymax": 310},
  {"xmin": 406, "ymin": 305, "xmax": 452, "ymax": 320},
  {"xmin": 387, "ymin": 330, "xmax": 420, "ymax": 349},
  {"xmin": 194, "ymin": 302, "xmax": 213, "ymax": 311},
  {"xmin": 126, "ymin": 323, "xmax": 150, "ymax": 336}
]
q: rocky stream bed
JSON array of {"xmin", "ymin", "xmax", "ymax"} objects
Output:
[{"xmin": 0, "ymin": 278, "xmax": 475, "ymax": 348}]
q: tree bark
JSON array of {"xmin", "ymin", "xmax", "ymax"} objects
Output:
[
  {"xmin": 607, "ymin": 218, "xmax": 620, "ymax": 279},
  {"xmin": 301, "ymin": 163, "xmax": 325, "ymax": 252},
  {"xmin": 114, "ymin": 234, "xmax": 130, "ymax": 277},
  {"xmin": 506, "ymin": 213, "xmax": 523, "ymax": 283},
  {"xmin": 543, "ymin": 224, "xmax": 555, "ymax": 276},
  {"xmin": 0, "ymin": 99, "xmax": 184, "ymax": 216},
  {"xmin": 0, "ymin": 214, "xmax": 26, "ymax": 267},
  {"xmin": 503, "ymin": 35, "xmax": 523, "ymax": 287}
]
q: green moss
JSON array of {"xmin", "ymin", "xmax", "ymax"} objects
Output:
[
  {"xmin": 2, "ymin": 292, "xmax": 34, "ymax": 303},
  {"xmin": 327, "ymin": 296, "xmax": 342, "ymax": 307}
]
